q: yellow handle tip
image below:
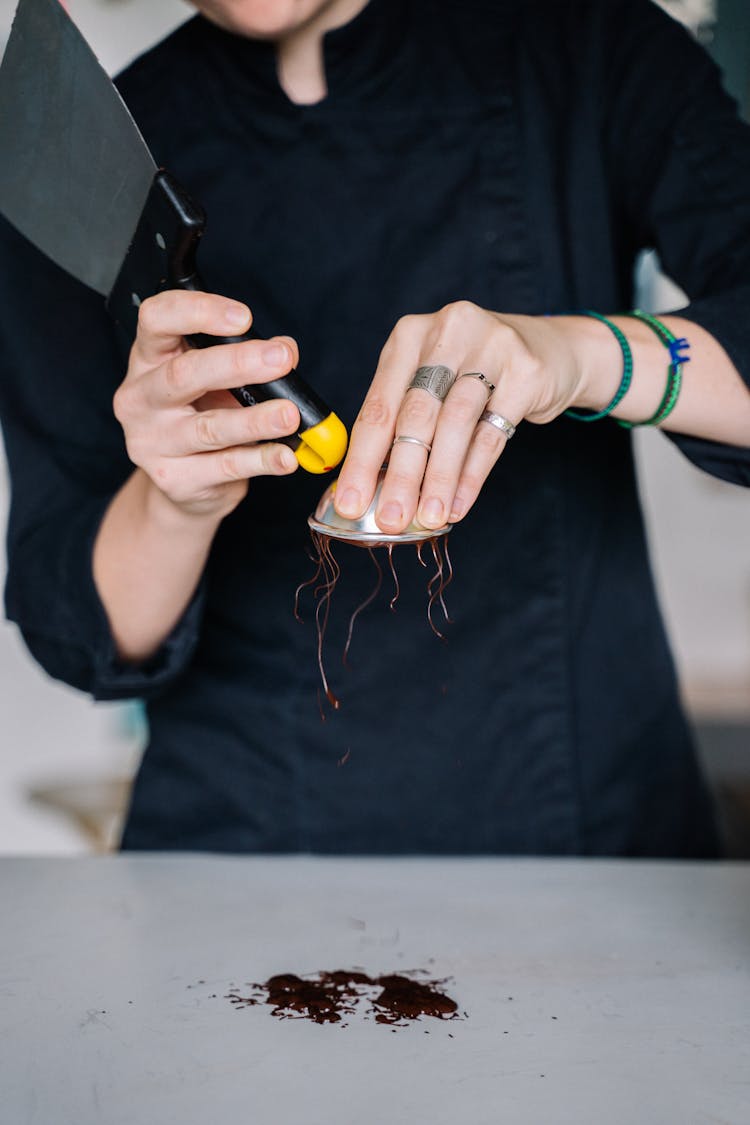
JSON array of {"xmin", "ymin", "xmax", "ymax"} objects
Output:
[{"xmin": 295, "ymin": 412, "xmax": 348, "ymax": 474}]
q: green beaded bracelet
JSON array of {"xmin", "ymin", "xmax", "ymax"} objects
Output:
[
  {"xmin": 564, "ymin": 311, "xmax": 634, "ymax": 422},
  {"xmin": 617, "ymin": 309, "xmax": 689, "ymax": 429}
]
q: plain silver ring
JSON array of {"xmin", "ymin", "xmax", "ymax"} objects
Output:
[
  {"xmin": 392, "ymin": 434, "xmax": 432, "ymax": 453},
  {"xmin": 459, "ymin": 371, "xmax": 496, "ymax": 396},
  {"xmin": 479, "ymin": 410, "xmax": 517, "ymax": 440},
  {"xmin": 408, "ymin": 364, "xmax": 456, "ymax": 402}
]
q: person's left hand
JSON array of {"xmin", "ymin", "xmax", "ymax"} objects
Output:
[{"xmin": 333, "ymin": 301, "xmax": 591, "ymax": 533}]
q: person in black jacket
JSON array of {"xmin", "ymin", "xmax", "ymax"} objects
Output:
[{"xmin": 1, "ymin": 0, "xmax": 749, "ymax": 854}]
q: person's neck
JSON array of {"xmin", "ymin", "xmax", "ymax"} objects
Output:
[{"xmin": 277, "ymin": 0, "xmax": 370, "ymax": 104}]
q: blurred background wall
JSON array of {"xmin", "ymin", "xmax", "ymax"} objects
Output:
[{"xmin": 0, "ymin": 0, "xmax": 747, "ymax": 853}]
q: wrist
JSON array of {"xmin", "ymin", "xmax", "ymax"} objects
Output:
[
  {"xmin": 560, "ymin": 313, "xmax": 673, "ymax": 424},
  {"xmin": 139, "ymin": 470, "xmax": 227, "ymax": 539},
  {"xmin": 556, "ymin": 314, "xmax": 624, "ymax": 413}
]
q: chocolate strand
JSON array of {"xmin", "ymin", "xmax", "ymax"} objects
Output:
[
  {"xmin": 387, "ymin": 543, "xmax": 401, "ymax": 611},
  {"xmin": 294, "ymin": 540, "xmax": 325, "ymax": 622},
  {"xmin": 299, "ymin": 529, "xmax": 453, "ymax": 707},
  {"xmin": 426, "ymin": 538, "xmax": 446, "ymax": 639},
  {"xmin": 437, "ymin": 536, "xmax": 453, "ymax": 624},
  {"xmin": 314, "ymin": 534, "xmax": 341, "ymax": 710},
  {"xmin": 343, "ymin": 548, "xmax": 383, "ymax": 666}
]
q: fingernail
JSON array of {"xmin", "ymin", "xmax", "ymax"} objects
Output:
[
  {"xmin": 449, "ymin": 497, "xmax": 465, "ymax": 521},
  {"xmin": 378, "ymin": 502, "xmax": 402, "ymax": 526},
  {"xmin": 225, "ymin": 304, "xmax": 249, "ymax": 328},
  {"xmin": 278, "ymin": 449, "xmax": 297, "ymax": 472},
  {"xmin": 420, "ymin": 498, "xmax": 444, "ymax": 526},
  {"xmin": 337, "ymin": 487, "xmax": 361, "ymax": 516},
  {"xmin": 262, "ymin": 343, "xmax": 289, "ymax": 367},
  {"xmin": 275, "ymin": 406, "xmax": 295, "ymax": 431}
]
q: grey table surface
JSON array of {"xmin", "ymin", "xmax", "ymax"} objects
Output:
[{"xmin": 1, "ymin": 856, "xmax": 749, "ymax": 1125}]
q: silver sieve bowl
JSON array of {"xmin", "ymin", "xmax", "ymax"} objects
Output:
[{"xmin": 308, "ymin": 467, "xmax": 451, "ymax": 545}]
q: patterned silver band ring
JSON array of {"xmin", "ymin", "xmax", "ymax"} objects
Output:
[
  {"xmin": 459, "ymin": 371, "xmax": 496, "ymax": 396},
  {"xmin": 408, "ymin": 364, "xmax": 456, "ymax": 402},
  {"xmin": 479, "ymin": 410, "xmax": 517, "ymax": 440},
  {"xmin": 392, "ymin": 434, "xmax": 432, "ymax": 453}
]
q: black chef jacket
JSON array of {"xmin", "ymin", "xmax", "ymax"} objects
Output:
[{"xmin": 1, "ymin": 0, "xmax": 749, "ymax": 856}]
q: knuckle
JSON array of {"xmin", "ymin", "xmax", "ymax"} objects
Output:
[
  {"xmin": 122, "ymin": 432, "xmax": 146, "ymax": 466},
  {"xmin": 194, "ymin": 482, "xmax": 240, "ymax": 507},
  {"xmin": 425, "ymin": 466, "xmax": 454, "ymax": 491},
  {"xmin": 401, "ymin": 393, "xmax": 434, "ymax": 426},
  {"xmin": 385, "ymin": 466, "xmax": 416, "ymax": 492},
  {"xmin": 457, "ymin": 468, "xmax": 483, "ymax": 499},
  {"xmin": 249, "ymin": 405, "xmax": 275, "ymax": 441},
  {"xmin": 228, "ymin": 341, "xmax": 252, "ymax": 382},
  {"xmin": 444, "ymin": 388, "xmax": 479, "ymax": 424},
  {"xmin": 167, "ymin": 480, "xmax": 192, "ymax": 506},
  {"xmin": 493, "ymin": 319, "xmax": 522, "ymax": 350},
  {"xmin": 164, "ymin": 352, "xmax": 192, "ymax": 397},
  {"xmin": 192, "ymin": 484, "xmax": 220, "ymax": 504},
  {"xmin": 474, "ymin": 422, "xmax": 505, "ymax": 455},
  {"xmin": 392, "ymin": 313, "xmax": 419, "ymax": 340},
  {"xmin": 441, "ymin": 299, "xmax": 476, "ymax": 325},
  {"xmin": 112, "ymin": 383, "xmax": 134, "ymax": 423},
  {"xmin": 192, "ymin": 293, "xmax": 213, "ymax": 324},
  {"xmin": 136, "ymin": 296, "xmax": 160, "ymax": 336},
  {"xmin": 517, "ymin": 351, "xmax": 544, "ymax": 383},
  {"xmin": 357, "ymin": 394, "xmax": 392, "ymax": 429}
]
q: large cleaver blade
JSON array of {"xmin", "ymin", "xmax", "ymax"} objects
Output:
[{"xmin": 0, "ymin": 0, "xmax": 347, "ymax": 474}]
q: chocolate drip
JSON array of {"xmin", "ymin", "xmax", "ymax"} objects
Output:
[
  {"xmin": 343, "ymin": 548, "xmax": 382, "ymax": 666},
  {"xmin": 371, "ymin": 973, "xmax": 459, "ymax": 1024},
  {"xmin": 386, "ymin": 543, "xmax": 400, "ymax": 610},
  {"xmin": 426, "ymin": 536, "xmax": 453, "ymax": 638},
  {"xmin": 226, "ymin": 969, "xmax": 460, "ymax": 1028},
  {"xmin": 300, "ymin": 531, "xmax": 341, "ymax": 709},
  {"xmin": 297, "ymin": 531, "xmax": 452, "ymax": 710}
]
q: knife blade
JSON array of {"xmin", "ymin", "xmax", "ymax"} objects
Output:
[{"xmin": 0, "ymin": 0, "xmax": 347, "ymax": 473}]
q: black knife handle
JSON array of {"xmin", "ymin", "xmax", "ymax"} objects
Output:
[
  {"xmin": 179, "ymin": 276, "xmax": 332, "ymax": 437},
  {"xmin": 107, "ymin": 170, "xmax": 338, "ymax": 445}
]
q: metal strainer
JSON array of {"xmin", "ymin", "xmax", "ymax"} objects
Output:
[{"xmin": 308, "ymin": 467, "xmax": 451, "ymax": 544}]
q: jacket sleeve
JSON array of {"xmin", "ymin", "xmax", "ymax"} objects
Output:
[
  {"xmin": 0, "ymin": 217, "xmax": 205, "ymax": 700},
  {"xmin": 605, "ymin": 0, "xmax": 750, "ymax": 485}
]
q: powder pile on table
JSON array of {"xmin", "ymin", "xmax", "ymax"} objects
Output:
[{"xmin": 226, "ymin": 969, "xmax": 460, "ymax": 1026}]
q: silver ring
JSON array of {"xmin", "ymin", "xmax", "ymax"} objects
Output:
[
  {"xmin": 392, "ymin": 435, "xmax": 432, "ymax": 453},
  {"xmin": 408, "ymin": 364, "xmax": 456, "ymax": 402},
  {"xmin": 459, "ymin": 371, "xmax": 495, "ymax": 396},
  {"xmin": 479, "ymin": 410, "xmax": 517, "ymax": 440}
]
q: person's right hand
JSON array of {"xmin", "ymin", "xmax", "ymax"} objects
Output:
[{"xmin": 113, "ymin": 290, "xmax": 301, "ymax": 521}]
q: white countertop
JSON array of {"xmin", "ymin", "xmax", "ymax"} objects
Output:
[{"xmin": 1, "ymin": 855, "xmax": 748, "ymax": 1124}]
